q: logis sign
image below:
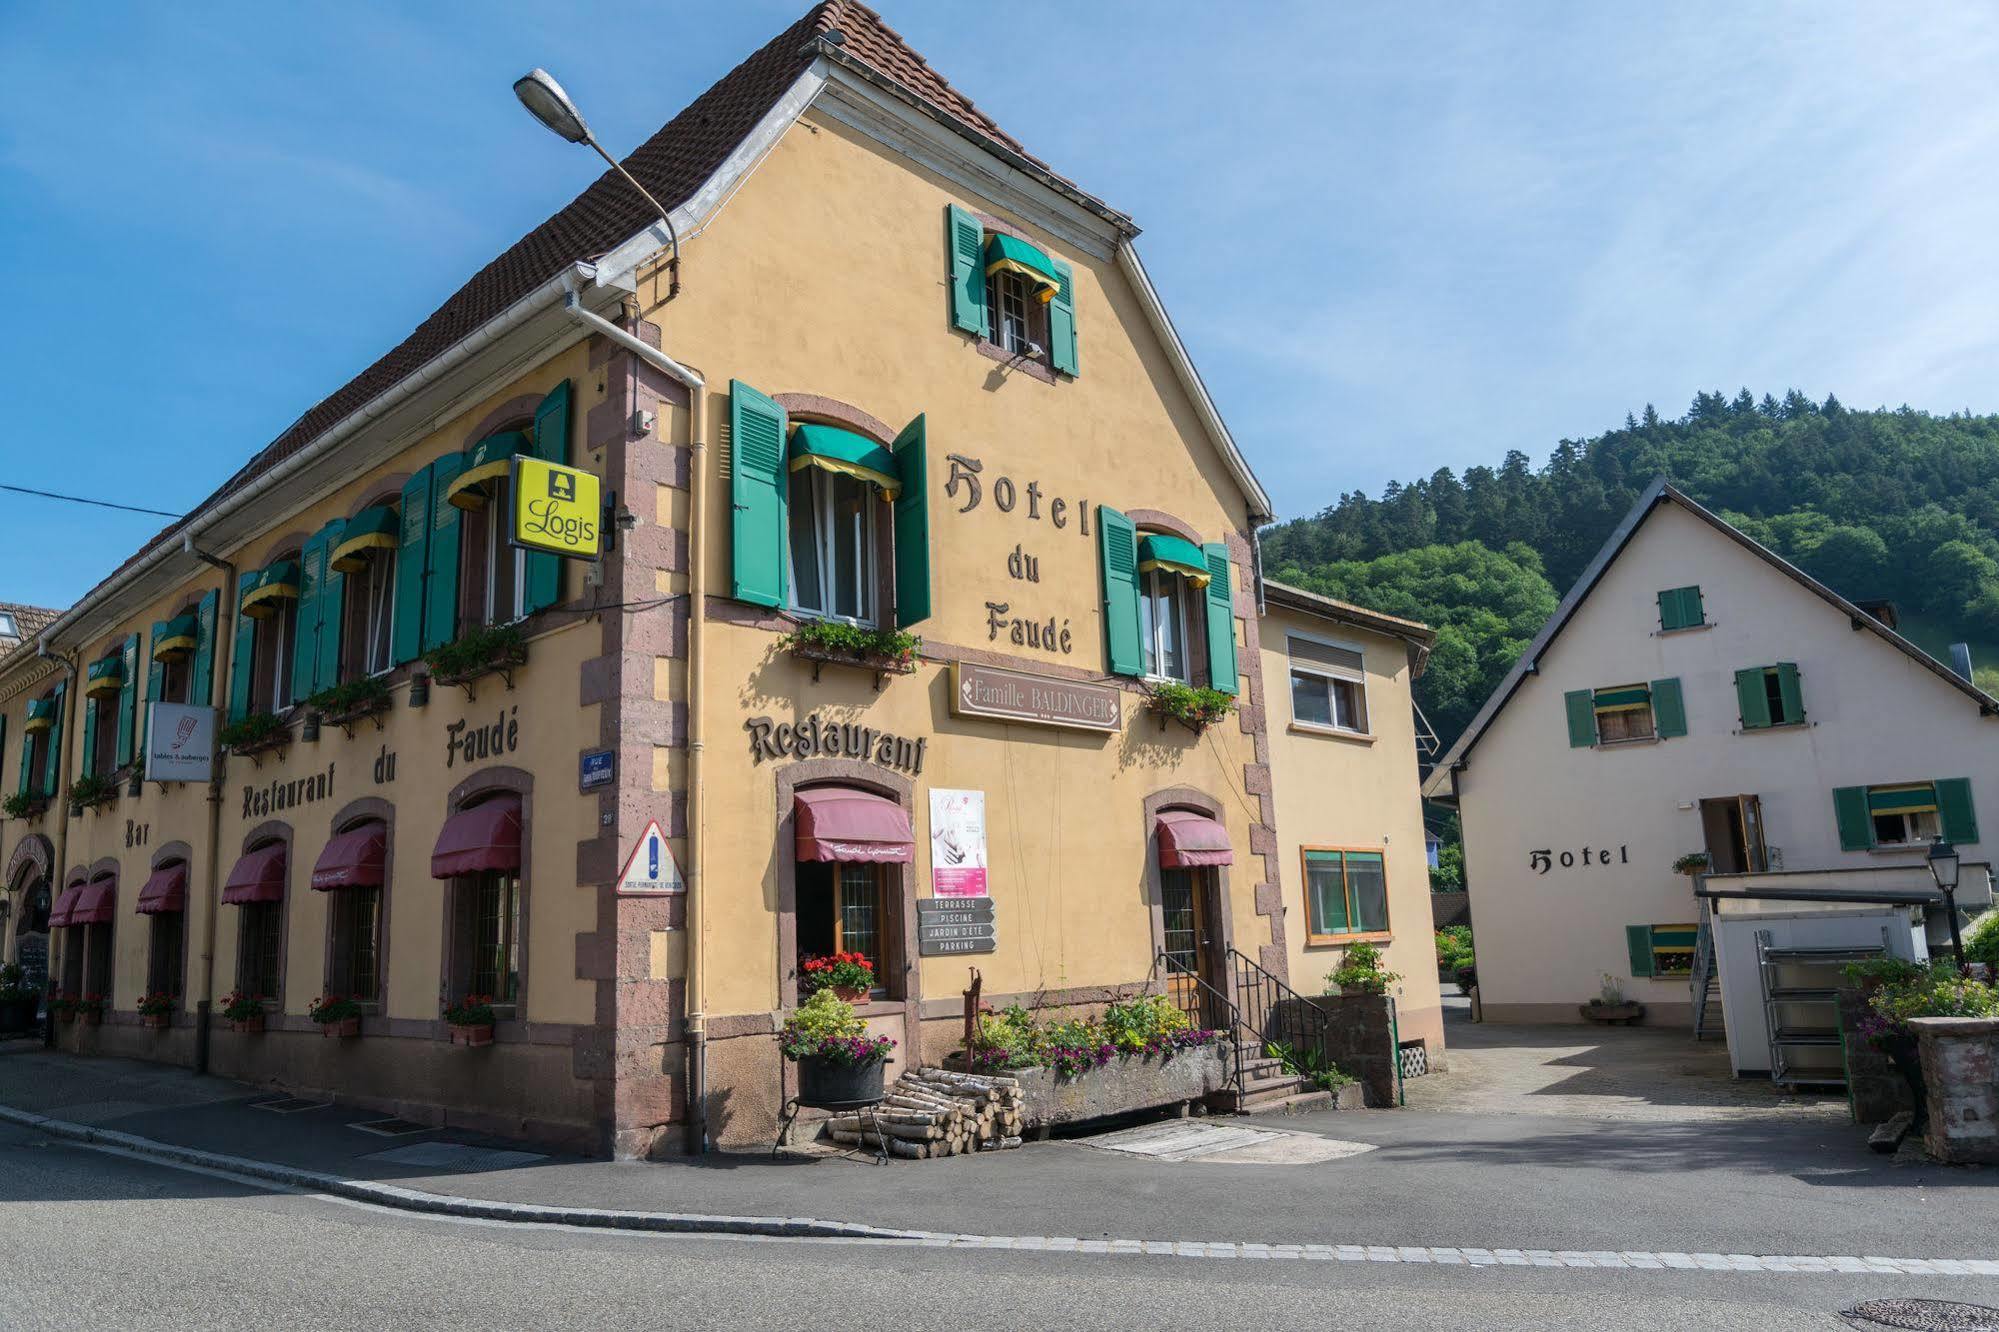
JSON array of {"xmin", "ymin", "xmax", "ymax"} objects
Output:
[{"xmin": 511, "ymin": 456, "xmax": 602, "ymax": 559}]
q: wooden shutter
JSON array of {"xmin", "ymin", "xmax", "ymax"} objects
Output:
[
  {"xmin": 16, "ymin": 712, "xmax": 34, "ymax": 795},
  {"xmin": 1650, "ymin": 677, "xmax": 1687, "ymax": 737},
  {"xmin": 522, "ymin": 380, "xmax": 572, "ymax": 616},
  {"xmin": 392, "ymin": 466, "xmax": 432, "ymax": 665},
  {"xmin": 40, "ymin": 681, "xmax": 63, "ymax": 798},
  {"xmin": 1774, "ymin": 661, "xmax": 1803, "ymax": 723},
  {"xmin": 1734, "ymin": 668, "xmax": 1771, "ymax": 730},
  {"xmin": 423, "ymin": 453, "xmax": 465, "ymax": 652},
  {"xmin": 1097, "ymin": 505, "xmax": 1142, "ymax": 677},
  {"xmin": 1625, "ymin": 925, "xmax": 1655, "ymax": 977},
  {"xmin": 1937, "ymin": 778, "xmax": 1979, "ymax": 844},
  {"xmin": 1203, "ymin": 542, "xmax": 1238, "ymax": 696},
  {"xmin": 291, "ymin": 528, "xmax": 325, "ymax": 703},
  {"xmin": 315, "ymin": 520, "xmax": 347, "ymax": 694},
  {"xmin": 191, "ymin": 589, "xmax": 219, "ymax": 707},
  {"xmin": 728, "ymin": 380, "xmax": 788, "ymax": 608},
  {"xmin": 1564, "ymin": 690, "xmax": 1596, "ymax": 748},
  {"xmin": 146, "ymin": 626, "xmax": 166, "ymax": 706},
  {"xmin": 946, "ymin": 205, "xmax": 988, "ymax": 336},
  {"xmin": 891, "ymin": 413, "xmax": 931, "ymax": 628},
  {"xmin": 114, "ymin": 633, "xmax": 140, "ymax": 768},
  {"xmin": 228, "ymin": 571, "xmax": 258, "ymax": 722},
  {"xmin": 1656, "ymin": 589, "xmax": 1681, "ymax": 631},
  {"xmin": 1048, "ymin": 258, "xmax": 1079, "ymax": 376},
  {"xmin": 80, "ymin": 691, "xmax": 98, "ymax": 782},
  {"xmin": 1680, "ymin": 586, "xmax": 1704, "ymax": 627},
  {"xmin": 1833, "ymin": 786, "xmax": 1873, "ymax": 851}
]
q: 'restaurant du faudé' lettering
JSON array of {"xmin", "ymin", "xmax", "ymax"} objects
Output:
[{"xmin": 744, "ymin": 714, "xmax": 926, "ymax": 775}]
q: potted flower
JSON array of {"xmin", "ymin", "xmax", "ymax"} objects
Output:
[
  {"xmin": 308, "ymin": 993, "xmax": 364, "ymax": 1039},
  {"xmin": 137, "ymin": 991, "xmax": 176, "ymax": 1030},
  {"xmin": 780, "ymin": 990, "xmax": 896, "ymax": 1106},
  {"xmin": 1141, "ymin": 681, "xmax": 1236, "ymax": 734},
  {"xmin": 801, "ymin": 951, "xmax": 876, "ymax": 1002},
  {"xmin": 1, "ymin": 790, "xmax": 47, "ymax": 821},
  {"xmin": 1671, "ymin": 852, "xmax": 1710, "ymax": 878},
  {"xmin": 1325, "ymin": 941, "xmax": 1401, "ymax": 996},
  {"xmin": 74, "ymin": 992, "xmax": 107, "ymax": 1026},
  {"xmin": 306, "ymin": 676, "xmax": 392, "ymax": 735},
  {"xmin": 1581, "ymin": 972, "xmax": 1644, "ymax": 1024},
  {"xmin": 0, "ymin": 964, "xmax": 37, "ymax": 1034},
  {"xmin": 66, "ymin": 773, "xmax": 119, "ymax": 812},
  {"xmin": 49, "ymin": 988, "xmax": 78, "ymax": 1025},
  {"xmin": 779, "ymin": 621, "xmax": 921, "ymax": 681},
  {"xmin": 424, "ymin": 623, "xmax": 528, "ymax": 696},
  {"xmin": 443, "ymin": 994, "xmax": 496, "ymax": 1047},
  {"xmin": 220, "ymin": 990, "xmax": 266, "ymax": 1034}
]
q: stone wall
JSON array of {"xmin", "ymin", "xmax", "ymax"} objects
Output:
[
  {"xmin": 1277, "ymin": 993, "xmax": 1397, "ymax": 1107},
  {"xmin": 1836, "ymin": 987, "xmax": 1910, "ymax": 1125},
  {"xmin": 1913, "ymin": 1017, "xmax": 1999, "ymax": 1165}
]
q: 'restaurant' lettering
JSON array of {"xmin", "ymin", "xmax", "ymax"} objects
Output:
[{"xmin": 744, "ymin": 714, "xmax": 925, "ymax": 775}]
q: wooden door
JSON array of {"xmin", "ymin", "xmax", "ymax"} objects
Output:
[{"xmin": 1161, "ymin": 868, "xmax": 1222, "ymax": 1027}]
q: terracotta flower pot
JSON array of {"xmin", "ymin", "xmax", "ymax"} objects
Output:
[
  {"xmin": 142, "ymin": 1013, "xmax": 170, "ymax": 1030},
  {"xmin": 231, "ymin": 1016, "xmax": 266, "ymax": 1035},
  {"xmin": 321, "ymin": 1016, "xmax": 361, "ymax": 1039},
  {"xmin": 82, "ymin": 1011, "xmax": 102, "ymax": 1027},
  {"xmin": 831, "ymin": 986, "xmax": 871, "ymax": 1004},
  {"xmin": 449, "ymin": 1022, "xmax": 494, "ymax": 1048}
]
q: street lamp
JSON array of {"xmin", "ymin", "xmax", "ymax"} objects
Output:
[
  {"xmin": 513, "ymin": 68, "xmax": 681, "ymax": 297},
  {"xmin": 1928, "ymin": 835, "xmax": 1966, "ymax": 974}
]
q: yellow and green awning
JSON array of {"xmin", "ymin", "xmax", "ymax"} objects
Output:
[
  {"xmin": 239, "ymin": 560, "xmax": 301, "ymax": 621},
  {"xmin": 1136, "ymin": 534, "xmax": 1211, "ymax": 587},
  {"xmin": 984, "ymin": 233, "xmax": 1060, "ymax": 304},
  {"xmin": 787, "ymin": 424, "xmax": 900, "ymax": 500},
  {"xmin": 446, "ymin": 430, "xmax": 533, "ymax": 510},
  {"xmin": 330, "ymin": 504, "xmax": 398, "ymax": 572},
  {"xmin": 1869, "ymin": 784, "xmax": 1936, "ymax": 816},
  {"xmin": 84, "ymin": 653, "xmax": 125, "ymax": 699},
  {"xmin": 151, "ymin": 612, "xmax": 199, "ymax": 661},
  {"xmin": 1593, "ymin": 685, "xmax": 1651, "ymax": 713},
  {"xmin": 24, "ymin": 697, "xmax": 56, "ymax": 733}
]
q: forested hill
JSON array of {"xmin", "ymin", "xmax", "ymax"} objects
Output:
[{"xmin": 1261, "ymin": 391, "xmax": 1999, "ymax": 753}]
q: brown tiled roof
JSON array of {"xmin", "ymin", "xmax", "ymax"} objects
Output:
[
  {"xmin": 0, "ymin": 602, "xmax": 62, "ymax": 667},
  {"xmin": 82, "ymin": 2, "xmax": 1100, "ymax": 609}
]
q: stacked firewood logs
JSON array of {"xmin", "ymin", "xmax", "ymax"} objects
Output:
[{"xmin": 825, "ymin": 1067, "xmax": 1026, "ymax": 1159}]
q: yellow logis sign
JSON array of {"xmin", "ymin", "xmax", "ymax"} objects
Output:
[{"xmin": 511, "ymin": 456, "xmax": 602, "ymax": 558}]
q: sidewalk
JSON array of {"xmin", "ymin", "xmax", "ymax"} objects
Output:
[{"xmin": 2, "ymin": 1034, "xmax": 1990, "ymax": 1263}]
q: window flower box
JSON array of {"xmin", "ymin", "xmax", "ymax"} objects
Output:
[
  {"xmin": 443, "ymin": 994, "xmax": 497, "ymax": 1048},
  {"xmin": 67, "ymin": 774, "xmax": 119, "ymax": 813},
  {"xmin": 780, "ymin": 623, "xmax": 919, "ymax": 688},
  {"xmin": 138, "ymin": 992, "xmax": 176, "ymax": 1030},
  {"xmin": 219, "ymin": 713, "xmax": 291, "ymax": 764},
  {"xmin": 307, "ymin": 677, "xmax": 393, "ymax": 737},
  {"xmin": 309, "ymin": 994, "xmax": 364, "ymax": 1039},
  {"xmin": 424, "ymin": 625, "xmax": 528, "ymax": 699},
  {"xmin": 231, "ymin": 1015, "xmax": 266, "ymax": 1035},
  {"xmin": 75, "ymin": 994, "xmax": 106, "ymax": 1027},
  {"xmin": 220, "ymin": 991, "xmax": 265, "ymax": 1034},
  {"xmin": 1141, "ymin": 682, "xmax": 1235, "ymax": 735},
  {"xmin": 1, "ymin": 792, "xmax": 48, "ymax": 822}
]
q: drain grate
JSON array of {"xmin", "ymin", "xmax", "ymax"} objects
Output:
[
  {"xmin": 349, "ymin": 1117, "xmax": 435, "ymax": 1137},
  {"xmin": 1844, "ymin": 1299, "xmax": 1999, "ymax": 1331},
  {"xmin": 251, "ymin": 1097, "xmax": 330, "ymax": 1114}
]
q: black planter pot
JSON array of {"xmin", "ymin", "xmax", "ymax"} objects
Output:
[
  {"xmin": 795, "ymin": 1055, "xmax": 886, "ymax": 1108},
  {"xmin": 1881, "ymin": 1030, "xmax": 1929, "ymax": 1133},
  {"xmin": 0, "ymin": 996, "xmax": 35, "ymax": 1035}
]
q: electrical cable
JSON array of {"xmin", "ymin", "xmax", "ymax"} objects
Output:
[{"xmin": 0, "ymin": 484, "xmax": 181, "ymax": 518}]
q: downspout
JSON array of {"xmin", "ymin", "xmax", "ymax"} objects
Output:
[
  {"xmin": 183, "ymin": 535, "xmax": 235, "ymax": 1074},
  {"xmin": 36, "ymin": 638, "xmax": 78, "ymax": 1050},
  {"xmin": 558, "ymin": 287, "xmax": 711, "ymax": 1154}
]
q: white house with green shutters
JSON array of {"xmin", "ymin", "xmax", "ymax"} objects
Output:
[{"xmin": 1425, "ymin": 478, "xmax": 1997, "ymax": 1032}]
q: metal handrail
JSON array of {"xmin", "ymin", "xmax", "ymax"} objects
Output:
[
  {"xmin": 1149, "ymin": 951, "xmax": 1245, "ymax": 1091},
  {"xmin": 1228, "ymin": 946, "xmax": 1336, "ymax": 1075}
]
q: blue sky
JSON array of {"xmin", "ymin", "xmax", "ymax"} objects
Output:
[{"xmin": 5, "ymin": 2, "xmax": 1999, "ymax": 609}]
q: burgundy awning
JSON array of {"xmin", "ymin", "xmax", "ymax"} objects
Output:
[
  {"xmin": 795, "ymin": 786, "xmax": 914, "ymax": 864},
  {"xmin": 48, "ymin": 883, "xmax": 82, "ymax": 930},
  {"xmin": 136, "ymin": 863, "xmax": 187, "ymax": 916},
  {"xmin": 312, "ymin": 823, "xmax": 387, "ymax": 891},
  {"xmin": 1156, "ymin": 810, "xmax": 1233, "ymax": 868},
  {"xmin": 222, "ymin": 844, "xmax": 287, "ymax": 905},
  {"xmin": 70, "ymin": 878, "xmax": 116, "ymax": 926},
  {"xmin": 431, "ymin": 796, "xmax": 522, "ymax": 878}
]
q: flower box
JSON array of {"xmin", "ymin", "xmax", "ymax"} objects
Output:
[
  {"xmin": 448, "ymin": 1022, "xmax": 494, "ymax": 1048},
  {"xmin": 321, "ymin": 1016, "xmax": 361, "ymax": 1039},
  {"xmin": 787, "ymin": 640, "xmax": 918, "ymax": 684},
  {"xmin": 427, "ymin": 628, "xmax": 529, "ymax": 699},
  {"xmin": 142, "ymin": 1013, "xmax": 170, "ymax": 1030},
  {"xmin": 1141, "ymin": 683, "xmax": 1235, "ymax": 735},
  {"xmin": 81, "ymin": 1011, "xmax": 103, "ymax": 1027},
  {"xmin": 230, "ymin": 1016, "xmax": 266, "ymax": 1035},
  {"xmin": 1579, "ymin": 1001, "xmax": 1645, "ymax": 1025},
  {"xmin": 1002, "ymin": 1043, "xmax": 1234, "ymax": 1130}
]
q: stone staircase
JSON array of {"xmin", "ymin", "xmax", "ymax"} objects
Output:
[{"xmin": 1229, "ymin": 1052, "xmax": 1332, "ymax": 1116}]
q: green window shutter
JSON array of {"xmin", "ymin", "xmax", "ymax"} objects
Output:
[
  {"xmin": 728, "ymin": 380, "xmax": 789, "ymax": 608},
  {"xmin": 1203, "ymin": 542, "xmax": 1238, "ymax": 696},
  {"xmin": 190, "ymin": 589, "xmax": 219, "ymax": 707},
  {"xmin": 41, "ymin": 681, "xmax": 64, "ymax": 798},
  {"xmin": 1679, "ymin": 586, "xmax": 1704, "ymax": 628},
  {"xmin": 1833, "ymin": 786, "xmax": 1874, "ymax": 851},
  {"xmin": 1048, "ymin": 258, "xmax": 1079, "ymax": 377},
  {"xmin": 423, "ymin": 453, "xmax": 464, "ymax": 653},
  {"xmin": 891, "ymin": 413, "xmax": 931, "ymax": 628},
  {"xmin": 522, "ymin": 379, "xmax": 573, "ymax": 616},
  {"xmin": 146, "ymin": 627, "xmax": 166, "ymax": 705},
  {"xmin": 1625, "ymin": 925, "xmax": 1655, "ymax": 978},
  {"xmin": 1656, "ymin": 589, "xmax": 1681, "ymax": 631},
  {"xmin": 1734, "ymin": 668, "xmax": 1771, "ymax": 730},
  {"xmin": 946, "ymin": 204, "xmax": 988, "ymax": 336},
  {"xmin": 315, "ymin": 520, "xmax": 346, "ymax": 690},
  {"xmin": 228, "ymin": 571, "xmax": 258, "ymax": 722},
  {"xmin": 392, "ymin": 466, "xmax": 433, "ymax": 664},
  {"xmin": 80, "ymin": 692, "xmax": 99, "ymax": 782},
  {"xmin": 1937, "ymin": 778, "xmax": 1979, "ymax": 844},
  {"xmin": 1774, "ymin": 661, "xmax": 1803, "ymax": 724},
  {"xmin": 1564, "ymin": 689, "xmax": 1596, "ymax": 748},
  {"xmin": 1097, "ymin": 505, "xmax": 1143, "ymax": 677},
  {"xmin": 114, "ymin": 633, "xmax": 140, "ymax": 768},
  {"xmin": 1650, "ymin": 677, "xmax": 1686, "ymax": 737},
  {"xmin": 15, "ymin": 715, "xmax": 31, "ymax": 796},
  {"xmin": 292, "ymin": 527, "xmax": 329, "ymax": 703}
]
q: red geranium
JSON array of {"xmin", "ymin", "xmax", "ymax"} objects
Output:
[{"xmin": 801, "ymin": 951, "xmax": 876, "ymax": 994}]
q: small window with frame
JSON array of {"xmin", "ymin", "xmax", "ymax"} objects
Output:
[
  {"xmin": 787, "ymin": 463, "xmax": 882, "ymax": 626},
  {"xmin": 796, "ymin": 860, "xmax": 901, "ymax": 1001},
  {"xmin": 1592, "ymin": 684, "xmax": 1655, "ymax": 743},
  {"xmin": 1868, "ymin": 786, "xmax": 1940, "ymax": 848},
  {"xmin": 1302, "ymin": 848, "xmax": 1390, "ymax": 942},
  {"xmin": 1287, "ymin": 635, "xmax": 1369, "ymax": 734},
  {"xmin": 984, "ymin": 268, "xmax": 1050, "ymax": 359}
]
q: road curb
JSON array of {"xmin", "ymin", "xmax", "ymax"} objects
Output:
[{"xmin": 0, "ymin": 1103, "xmax": 928, "ymax": 1242}]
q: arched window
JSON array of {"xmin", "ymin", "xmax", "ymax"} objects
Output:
[
  {"xmin": 316, "ymin": 818, "xmax": 387, "ymax": 1005},
  {"xmin": 792, "ymin": 784, "xmax": 915, "ymax": 1001},
  {"xmin": 785, "ymin": 422, "xmax": 897, "ymax": 626},
  {"xmin": 226, "ymin": 838, "xmax": 288, "ymax": 1001},
  {"xmin": 451, "ymin": 428, "xmax": 533, "ymax": 631},
  {"xmin": 1136, "ymin": 530, "xmax": 1211, "ymax": 685},
  {"xmin": 237, "ymin": 552, "xmax": 303, "ymax": 715},
  {"xmin": 435, "ymin": 791, "xmax": 524, "ymax": 1008},
  {"xmin": 138, "ymin": 857, "xmax": 190, "ymax": 1001},
  {"xmin": 331, "ymin": 505, "xmax": 400, "ymax": 680}
]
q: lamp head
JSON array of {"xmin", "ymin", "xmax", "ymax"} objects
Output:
[
  {"xmin": 514, "ymin": 68, "xmax": 591, "ymax": 145},
  {"xmin": 1929, "ymin": 836, "xmax": 1961, "ymax": 892}
]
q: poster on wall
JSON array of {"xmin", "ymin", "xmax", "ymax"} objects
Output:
[{"xmin": 929, "ymin": 788, "xmax": 988, "ymax": 898}]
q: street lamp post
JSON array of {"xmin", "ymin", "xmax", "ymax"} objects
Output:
[
  {"xmin": 513, "ymin": 68, "xmax": 681, "ymax": 297},
  {"xmin": 1928, "ymin": 836, "xmax": 1965, "ymax": 975}
]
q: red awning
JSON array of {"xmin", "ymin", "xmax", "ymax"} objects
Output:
[
  {"xmin": 70, "ymin": 877, "xmax": 116, "ymax": 925},
  {"xmin": 222, "ymin": 844, "xmax": 287, "ymax": 905},
  {"xmin": 1156, "ymin": 810, "xmax": 1233, "ymax": 868},
  {"xmin": 48, "ymin": 883, "xmax": 83, "ymax": 930},
  {"xmin": 431, "ymin": 796, "xmax": 522, "ymax": 878},
  {"xmin": 136, "ymin": 863, "xmax": 187, "ymax": 916},
  {"xmin": 795, "ymin": 786, "xmax": 914, "ymax": 864},
  {"xmin": 312, "ymin": 823, "xmax": 387, "ymax": 891}
]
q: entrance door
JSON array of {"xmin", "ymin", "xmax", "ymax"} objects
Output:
[
  {"xmin": 1160, "ymin": 868, "xmax": 1224, "ymax": 1027},
  {"xmin": 1699, "ymin": 795, "xmax": 1768, "ymax": 875}
]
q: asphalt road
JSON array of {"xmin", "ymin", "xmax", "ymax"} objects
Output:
[{"xmin": 0, "ymin": 1122, "xmax": 1987, "ymax": 1331}]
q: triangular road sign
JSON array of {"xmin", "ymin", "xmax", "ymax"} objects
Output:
[{"xmin": 616, "ymin": 818, "xmax": 684, "ymax": 895}]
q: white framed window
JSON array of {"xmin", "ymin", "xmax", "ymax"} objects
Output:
[
  {"xmin": 984, "ymin": 270, "xmax": 1046, "ymax": 356},
  {"xmin": 1872, "ymin": 804, "xmax": 1940, "ymax": 848},
  {"xmin": 787, "ymin": 465, "xmax": 879, "ymax": 625},
  {"xmin": 463, "ymin": 477, "xmax": 525, "ymax": 630},
  {"xmin": 252, "ymin": 598, "xmax": 297, "ymax": 715},
  {"xmin": 1140, "ymin": 568, "xmax": 1191, "ymax": 683},
  {"xmin": 1287, "ymin": 635, "xmax": 1369, "ymax": 733},
  {"xmin": 1592, "ymin": 684, "xmax": 1655, "ymax": 743},
  {"xmin": 341, "ymin": 551, "xmax": 397, "ymax": 679}
]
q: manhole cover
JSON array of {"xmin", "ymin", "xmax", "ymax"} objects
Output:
[{"xmin": 1843, "ymin": 1299, "xmax": 1999, "ymax": 1331}]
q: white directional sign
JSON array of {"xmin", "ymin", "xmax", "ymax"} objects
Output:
[{"xmin": 616, "ymin": 819, "xmax": 684, "ymax": 895}]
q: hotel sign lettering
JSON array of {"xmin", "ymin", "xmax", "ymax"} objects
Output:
[{"xmin": 951, "ymin": 662, "xmax": 1120, "ymax": 733}]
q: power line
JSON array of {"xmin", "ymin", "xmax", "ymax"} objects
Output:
[{"xmin": 0, "ymin": 484, "xmax": 181, "ymax": 519}]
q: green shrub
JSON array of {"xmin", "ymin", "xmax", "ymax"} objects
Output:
[
  {"xmin": 1966, "ymin": 911, "xmax": 1999, "ymax": 968},
  {"xmin": 218, "ymin": 711, "xmax": 289, "ymax": 751},
  {"xmin": 1143, "ymin": 681, "xmax": 1236, "ymax": 729},
  {"xmin": 1266, "ymin": 1040, "xmax": 1354, "ymax": 1093},
  {"xmin": 781, "ymin": 620, "xmax": 920, "ymax": 663},
  {"xmin": 1842, "ymin": 957, "xmax": 1929, "ymax": 988},
  {"xmin": 424, "ymin": 623, "xmax": 526, "ymax": 679},
  {"xmin": 1435, "ymin": 925, "xmax": 1474, "ymax": 971},
  {"xmin": 307, "ymin": 675, "xmax": 390, "ymax": 716},
  {"xmin": 1326, "ymin": 940, "xmax": 1400, "ymax": 995}
]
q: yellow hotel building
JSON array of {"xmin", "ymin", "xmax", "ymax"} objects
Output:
[{"xmin": 0, "ymin": 3, "xmax": 1441, "ymax": 1155}]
